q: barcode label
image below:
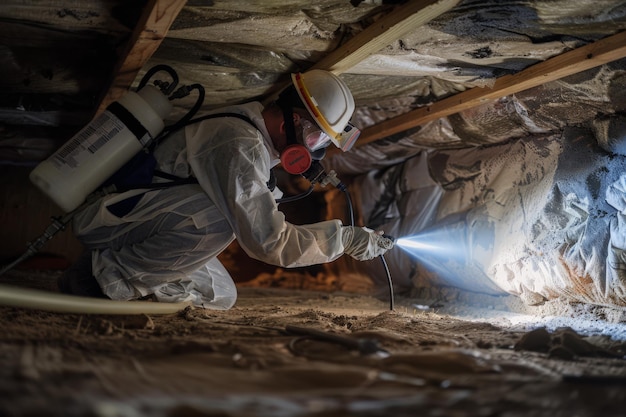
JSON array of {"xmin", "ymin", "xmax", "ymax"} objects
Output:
[{"xmin": 52, "ymin": 111, "xmax": 126, "ymax": 170}]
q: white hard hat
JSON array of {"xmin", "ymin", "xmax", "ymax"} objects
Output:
[{"xmin": 291, "ymin": 70, "xmax": 360, "ymax": 151}]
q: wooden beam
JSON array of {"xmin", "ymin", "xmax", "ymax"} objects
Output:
[
  {"xmin": 312, "ymin": 0, "xmax": 460, "ymax": 75},
  {"xmin": 96, "ymin": 0, "xmax": 187, "ymax": 114},
  {"xmin": 357, "ymin": 30, "xmax": 626, "ymax": 146},
  {"xmin": 264, "ymin": 0, "xmax": 458, "ymax": 103}
]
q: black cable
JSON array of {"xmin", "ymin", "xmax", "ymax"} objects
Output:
[
  {"xmin": 341, "ymin": 185, "xmax": 394, "ymax": 311},
  {"xmin": 163, "ymin": 84, "xmax": 206, "ymax": 133},
  {"xmin": 137, "ymin": 64, "xmax": 179, "ymax": 95},
  {"xmin": 379, "ymin": 253, "xmax": 394, "ymax": 311},
  {"xmin": 136, "ymin": 66, "xmax": 206, "ymax": 151},
  {"xmin": 341, "ymin": 187, "xmax": 355, "ymax": 228},
  {"xmin": 151, "ymin": 84, "xmax": 206, "ymax": 150},
  {"xmin": 275, "ymin": 185, "xmax": 314, "ymax": 204}
]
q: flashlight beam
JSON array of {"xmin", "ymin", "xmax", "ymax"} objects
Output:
[{"xmin": 396, "ymin": 237, "xmax": 433, "ymax": 250}]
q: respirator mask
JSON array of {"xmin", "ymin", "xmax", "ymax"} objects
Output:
[{"xmin": 280, "ymin": 117, "xmax": 329, "ymax": 175}]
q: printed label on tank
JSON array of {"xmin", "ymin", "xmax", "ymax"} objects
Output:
[
  {"xmin": 138, "ymin": 133, "xmax": 151, "ymax": 147},
  {"xmin": 52, "ymin": 111, "xmax": 125, "ymax": 170}
]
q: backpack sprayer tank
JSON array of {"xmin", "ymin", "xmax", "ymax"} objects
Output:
[
  {"xmin": 29, "ymin": 84, "xmax": 172, "ymax": 213},
  {"xmin": 0, "ymin": 66, "xmax": 209, "ymax": 278}
]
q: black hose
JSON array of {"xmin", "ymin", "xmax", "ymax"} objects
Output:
[
  {"xmin": 379, "ymin": 254, "xmax": 394, "ymax": 311},
  {"xmin": 165, "ymin": 84, "xmax": 206, "ymax": 130},
  {"xmin": 341, "ymin": 186, "xmax": 394, "ymax": 311},
  {"xmin": 341, "ymin": 187, "xmax": 355, "ymax": 228},
  {"xmin": 151, "ymin": 83, "xmax": 206, "ymax": 151},
  {"xmin": 275, "ymin": 185, "xmax": 314, "ymax": 204},
  {"xmin": 137, "ymin": 64, "xmax": 179, "ymax": 95}
]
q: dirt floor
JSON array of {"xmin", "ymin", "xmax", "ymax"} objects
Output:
[{"xmin": 2, "ymin": 269, "xmax": 626, "ymax": 417}]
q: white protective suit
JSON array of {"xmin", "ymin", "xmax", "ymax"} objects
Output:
[{"xmin": 72, "ymin": 102, "xmax": 348, "ymax": 309}]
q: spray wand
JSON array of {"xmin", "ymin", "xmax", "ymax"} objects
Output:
[
  {"xmin": 0, "ymin": 185, "xmax": 120, "ymax": 277},
  {"xmin": 0, "ymin": 213, "xmax": 74, "ymax": 276}
]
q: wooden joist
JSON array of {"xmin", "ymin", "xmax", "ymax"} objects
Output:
[
  {"xmin": 264, "ymin": 0, "xmax": 458, "ymax": 104},
  {"xmin": 357, "ymin": 30, "xmax": 626, "ymax": 146},
  {"xmin": 312, "ymin": 0, "xmax": 460, "ymax": 75},
  {"xmin": 96, "ymin": 0, "xmax": 187, "ymax": 115}
]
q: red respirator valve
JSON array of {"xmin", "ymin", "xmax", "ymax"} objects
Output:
[{"xmin": 280, "ymin": 144, "xmax": 312, "ymax": 175}]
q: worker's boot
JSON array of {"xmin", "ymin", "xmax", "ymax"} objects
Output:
[{"xmin": 57, "ymin": 251, "xmax": 108, "ymax": 298}]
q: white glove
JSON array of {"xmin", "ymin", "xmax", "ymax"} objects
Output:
[{"xmin": 342, "ymin": 226, "xmax": 394, "ymax": 261}]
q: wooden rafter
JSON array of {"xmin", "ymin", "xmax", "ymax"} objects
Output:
[
  {"xmin": 264, "ymin": 0, "xmax": 458, "ymax": 103},
  {"xmin": 311, "ymin": 0, "xmax": 460, "ymax": 75},
  {"xmin": 95, "ymin": 0, "xmax": 187, "ymax": 115},
  {"xmin": 357, "ymin": 30, "xmax": 626, "ymax": 146}
]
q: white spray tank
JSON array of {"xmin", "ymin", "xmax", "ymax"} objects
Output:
[{"xmin": 29, "ymin": 83, "xmax": 173, "ymax": 212}]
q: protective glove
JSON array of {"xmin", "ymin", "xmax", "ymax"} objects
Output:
[{"xmin": 342, "ymin": 226, "xmax": 395, "ymax": 261}]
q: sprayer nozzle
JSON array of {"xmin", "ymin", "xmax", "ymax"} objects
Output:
[
  {"xmin": 370, "ymin": 231, "xmax": 395, "ymax": 250},
  {"xmin": 382, "ymin": 234, "xmax": 395, "ymax": 243}
]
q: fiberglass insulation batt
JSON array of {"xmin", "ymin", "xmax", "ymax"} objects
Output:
[
  {"xmin": 326, "ymin": 59, "xmax": 626, "ymax": 307},
  {"xmin": 352, "ymin": 126, "xmax": 626, "ymax": 308}
]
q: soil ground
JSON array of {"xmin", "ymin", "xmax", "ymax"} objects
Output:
[{"xmin": 2, "ymin": 270, "xmax": 626, "ymax": 417}]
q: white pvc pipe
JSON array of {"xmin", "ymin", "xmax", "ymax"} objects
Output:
[{"xmin": 0, "ymin": 284, "xmax": 191, "ymax": 315}]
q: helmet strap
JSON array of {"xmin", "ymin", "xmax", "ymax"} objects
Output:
[
  {"xmin": 277, "ymin": 96, "xmax": 312, "ymax": 175},
  {"xmin": 277, "ymin": 93, "xmax": 298, "ymax": 147}
]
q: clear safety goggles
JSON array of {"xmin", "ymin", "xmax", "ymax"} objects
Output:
[{"xmin": 301, "ymin": 118, "xmax": 331, "ymax": 152}]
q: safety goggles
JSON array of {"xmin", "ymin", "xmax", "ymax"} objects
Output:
[{"xmin": 301, "ymin": 118, "xmax": 331, "ymax": 152}]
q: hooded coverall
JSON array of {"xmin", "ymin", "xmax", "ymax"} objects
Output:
[{"xmin": 71, "ymin": 102, "xmax": 348, "ymax": 309}]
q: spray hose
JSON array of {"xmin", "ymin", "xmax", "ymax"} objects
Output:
[{"xmin": 339, "ymin": 185, "xmax": 395, "ymax": 311}]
